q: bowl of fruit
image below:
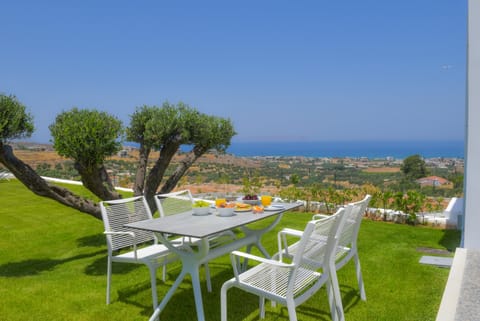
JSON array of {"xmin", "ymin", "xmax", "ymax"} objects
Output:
[
  {"xmin": 192, "ymin": 200, "xmax": 212, "ymax": 216},
  {"xmin": 242, "ymin": 194, "xmax": 260, "ymax": 205},
  {"xmin": 217, "ymin": 202, "xmax": 235, "ymax": 217}
]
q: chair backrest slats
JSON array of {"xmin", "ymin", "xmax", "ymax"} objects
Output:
[
  {"xmin": 100, "ymin": 196, "xmax": 155, "ymax": 252},
  {"xmin": 293, "ymin": 206, "xmax": 348, "ymax": 273},
  {"xmin": 337, "ymin": 195, "xmax": 371, "ymax": 254},
  {"xmin": 154, "ymin": 190, "xmax": 194, "ymax": 217}
]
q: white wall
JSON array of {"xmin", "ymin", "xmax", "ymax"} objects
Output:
[{"xmin": 464, "ymin": 0, "xmax": 480, "ymax": 249}]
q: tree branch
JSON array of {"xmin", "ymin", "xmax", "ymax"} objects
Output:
[{"xmin": 0, "ymin": 143, "xmax": 102, "ymax": 220}]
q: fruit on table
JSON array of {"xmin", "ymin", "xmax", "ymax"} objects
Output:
[
  {"xmin": 193, "ymin": 200, "xmax": 211, "ymax": 208},
  {"xmin": 242, "ymin": 195, "xmax": 258, "ymax": 200},
  {"xmin": 253, "ymin": 205, "xmax": 264, "ymax": 213},
  {"xmin": 219, "ymin": 202, "xmax": 235, "ymax": 208},
  {"xmin": 235, "ymin": 203, "xmax": 251, "ymax": 209}
]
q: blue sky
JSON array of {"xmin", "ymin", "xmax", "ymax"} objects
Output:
[{"xmin": 1, "ymin": 0, "xmax": 467, "ymax": 143}]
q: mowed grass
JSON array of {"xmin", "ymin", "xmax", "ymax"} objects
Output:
[{"xmin": 0, "ymin": 180, "xmax": 460, "ymax": 321}]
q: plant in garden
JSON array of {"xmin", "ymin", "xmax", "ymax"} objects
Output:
[
  {"xmin": 393, "ymin": 190, "xmax": 426, "ymax": 224},
  {"xmin": 241, "ymin": 171, "xmax": 263, "ymax": 197}
]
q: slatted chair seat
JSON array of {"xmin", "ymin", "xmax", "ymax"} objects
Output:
[
  {"xmin": 221, "ymin": 206, "xmax": 350, "ymax": 321},
  {"xmin": 238, "ymin": 260, "xmax": 322, "ymax": 300},
  {"xmin": 113, "ymin": 244, "xmax": 177, "ymax": 262}
]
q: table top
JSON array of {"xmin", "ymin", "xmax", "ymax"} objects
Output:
[{"xmin": 125, "ymin": 202, "xmax": 300, "ymax": 238}]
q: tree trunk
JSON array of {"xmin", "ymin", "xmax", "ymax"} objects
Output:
[
  {"xmin": 159, "ymin": 145, "xmax": 208, "ymax": 194},
  {"xmin": 0, "ymin": 143, "xmax": 102, "ymax": 220},
  {"xmin": 133, "ymin": 143, "xmax": 150, "ymax": 196},
  {"xmin": 143, "ymin": 140, "xmax": 181, "ymax": 208},
  {"xmin": 75, "ymin": 162, "xmax": 121, "ymax": 201}
]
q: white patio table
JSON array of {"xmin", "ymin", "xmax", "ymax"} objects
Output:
[{"xmin": 125, "ymin": 202, "xmax": 300, "ymax": 321}]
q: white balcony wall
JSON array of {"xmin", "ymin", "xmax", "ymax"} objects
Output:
[{"xmin": 464, "ymin": 0, "xmax": 480, "ymax": 249}]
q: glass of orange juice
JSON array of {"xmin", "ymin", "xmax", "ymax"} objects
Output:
[
  {"xmin": 215, "ymin": 198, "xmax": 226, "ymax": 207},
  {"xmin": 261, "ymin": 195, "xmax": 272, "ymax": 206}
]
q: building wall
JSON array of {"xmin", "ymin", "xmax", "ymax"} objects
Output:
[{"xmin": 464, "ymin": 0, "xmax": 480, "ymax": 249}]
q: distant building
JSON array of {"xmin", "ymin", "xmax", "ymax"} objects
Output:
[
  {"xmin": 416, "ymin": 175, "xmax": 451, "ymax": 187},
  {"xmin": 118, "ymin": 150, "xmax": 128, "ymax": 157}
]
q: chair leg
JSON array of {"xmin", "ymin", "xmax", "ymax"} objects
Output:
[
  {"xmin": 326, "ymin": 281, "xmax": 337, "ymax": 321},
  {"xmin": 106, "ymin": 256, "xmax": 112, "ymax": 305},
  {"xmin": 204, "ymin": 263, "xmax": 212, "ymax": 292},
  {"xmin": 354, "ymin": 254, "xmax": 366, "ymax": 301},
  {"xmin": 329, "ymin": 268, "xmax": 345, "ymax": 321},
  {"xmin": 220, "ymin": 279, "xmax": 235, "ymax": 321},
  {"xmin": 286, "ymin": 298, "xmax": 298, "ymax": 321},
  {"xmin": 148, "ymin": 265, "xmax": 158, "ymax": 309},
  {"xmin": 259, "ymin": 296, "xmax": 266, "ymax": 319}
]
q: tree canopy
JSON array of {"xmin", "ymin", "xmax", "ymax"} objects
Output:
[
  {"xmin": 49, "ymin": 108, "xmax": 124, "ymax": 200},
  {"xmin": 0, "ymin": 94, "xmax": 236, "ymax": 219},
  {"xmin": 0, "ymin": 94, "xmax": 34, "ymax": 143},
  {"xmin": 401, "ymin": 154, "xmax": 428, "ymax": 179}
]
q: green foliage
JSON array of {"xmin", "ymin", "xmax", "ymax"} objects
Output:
[
  {"xmin": 49, "ymin": 108, "xmax": 123, "ymax": 167},
  {"xmin": 241, "ymin": 171, "xmax": 263, "ymax": 196},
  {"xmin": 0, "ymin": 94, "xmax": 34, "ymax": 143},
  {"xmin": 127, "ymin": 102, "xmax": 236, "ymax": 152},
  {"xmin": 392, "ymin": 190, "xmax": 426, "ymax": 223},
  {"xmin": 401, "ymin": 154, "xmax": 428, "ymax": 179}
]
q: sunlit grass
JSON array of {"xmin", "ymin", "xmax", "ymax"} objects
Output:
[{"xmin": 0, "ymin": 180, "xmax": 460, "ymax": 321}]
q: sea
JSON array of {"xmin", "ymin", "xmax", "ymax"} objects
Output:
[{"xmin": 222, "ymin": 141, "xmax": 465, "ymax": 159}]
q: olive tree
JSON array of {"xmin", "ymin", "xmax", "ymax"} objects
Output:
[
  {"xmin": 0, "ymin": 95, "xmax": 101, "ymax": 218},
  {"xmin": 0, "ymin": 94, "xmax": 236, "ymax": 219},
  {"xmin": 49, "ymin": 108, "xmax": 124, "ymax": 200},
  {"xmin": 127, "ymin": 102, "xmax": 236, "ymax": 208}
]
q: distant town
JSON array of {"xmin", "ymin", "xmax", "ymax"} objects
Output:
[{"xmin": 5, "ymin": 141, "xmax": 464, "ymax": 198}]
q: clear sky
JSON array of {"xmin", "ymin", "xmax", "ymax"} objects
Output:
[{"xmin": 1, "ymin": 0, "xmax": 467, "ymax": 144}]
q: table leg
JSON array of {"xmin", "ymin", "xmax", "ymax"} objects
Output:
[
  {"xmin": 190, "ymin": 263, "xmax": 206, "ymax": 321},
  {"xmin": 148, "ymin": 270, "xmax": 187, "ymax": 321},
  {"xmin": 150, "ymin": 235, "xmax": 209, "ymax": 321}
]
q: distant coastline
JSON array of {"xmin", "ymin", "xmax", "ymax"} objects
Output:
[
  {"xmin": 223, "ymin": 140, "xmax": 465, "ymax": 159},
  {"xmin": 25, "ymin": 139, "xmax": 463, "ymax": 160}
]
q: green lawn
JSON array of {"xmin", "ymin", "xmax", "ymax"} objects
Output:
[{"xmin": 0, "ymin": 180, "xmax": 460, "ymax": 321}]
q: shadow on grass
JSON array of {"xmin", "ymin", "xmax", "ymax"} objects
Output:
[
  {"xmin": 109, "ymin": 262, "xmax": 259, "ymax": 320},
  {"xmin": 439, "ymin": 229, "xmax": 462, "ymax": 252},
  {"xmin": 84, "ymin": 255, "xmax": 143, "ymax": 276},
  {"xmin": 109, "ymin": 261, "xmax": 357, "ymax": 321},
  {"xmin": 77, "ymin": 233, "xmax": 106, "ymax": 247},
  {"xmin": 0, "ymin": 250, "xmax": 105, "ymax": 277},
  {"xmin": 339, "ymin": 284, "xmax": 362, "ymax": 313}
]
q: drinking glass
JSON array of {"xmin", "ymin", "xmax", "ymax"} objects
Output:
[
  {"xmin": 261, "ymin": 195, "xmax": 272, "ymax": 206},
  {"xmin": 215, "ymin": 198, "xmax": 226, "ymax": 207}
]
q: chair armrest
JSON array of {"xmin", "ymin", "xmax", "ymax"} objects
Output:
[
  {"xmin": 104, "ymin": 231, "xmax": 139, "ymax": 259},
  {"xmin": 279, "ymin": 228, "xmax": 303, "ymax": 238},
  {"xmin": 104, "ymin": 231, "xmax": 135, "ymax": 237},
  {"xmin": 277, "ymin": 228, "xmax": 303, "ymax": 260},
  {"xmin": 230, "ymin": 250, "xmax": 293, "ymax": 279},
  {"xmin": 312, "ymin": 214, "xmax": 330, "ymax": 220}
]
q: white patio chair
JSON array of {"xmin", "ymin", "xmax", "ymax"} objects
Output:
[
  {"xmin": 220, "ymin": 207, "xmax": 349, "ymax": 321},
  {"xmin": 281, "ymin": 194, "xmax": 372, "ymax": 301},
  {"xmin": 100, "ymin": 195, "xmax": 179, "ymax": 309},
  {"xmin": 319, "ymin": 194, "xmax": 371, "ymax": 301},
  {"xmin": 154, "ymin": 190, "xmax": 236, "ymax": 292}
]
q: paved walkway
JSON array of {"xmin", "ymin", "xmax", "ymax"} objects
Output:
[{"xmin": 436, "ymin": 248, "xmax": 480, "ymax": 321}]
